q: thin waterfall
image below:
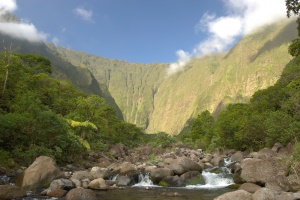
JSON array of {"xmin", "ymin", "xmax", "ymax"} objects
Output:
[{"xmin": 133, "ymin": 172, "xmax": 154, "ymax": 187}]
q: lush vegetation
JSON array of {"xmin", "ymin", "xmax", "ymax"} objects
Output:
[
  {"xmin": 180, "ymin": 56, "xmax": 300, "ymax": 151},
  {"xmin": 0, "ymin": 52, "xmax": 144, "ymax": 166}
]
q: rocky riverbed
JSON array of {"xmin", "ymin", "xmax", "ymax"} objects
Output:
[{"xmin": 1, "ymin": 142, "xmax": 300, "ymax": 200}]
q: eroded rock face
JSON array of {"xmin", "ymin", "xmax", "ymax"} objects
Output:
[
  {"xmin": 0, "ymin": 185, "xmax": 26, "ymax": 200},
  {"xmin": 214, "ymin": 190, "xmax": 252, "ymax": 200},
  {"xmin": 21, "ymin": 156, "xmax": 62, "ymax": 190},
  {"xmin": 240, "ymin": 158, "xmax": 288, "ymax": 184}
]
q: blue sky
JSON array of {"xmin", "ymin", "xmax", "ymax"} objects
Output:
[{"xmin": 0, "ymin": 0, "xmax": 289, "ymax": 69}]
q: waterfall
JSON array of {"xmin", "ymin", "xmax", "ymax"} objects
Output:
[
  {"xmin": 109, "ymin": 174, "xmax": 119, "ymax": 181},
  {"xmin": 133, "ymin": 172, "xmax": 154, "ymax": 187},
  {"xmin": 187, "ymin": 158, "xmax": 234, "ymax": 189}
]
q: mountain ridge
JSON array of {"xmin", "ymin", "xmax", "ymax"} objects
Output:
[{"xmin": 0, "ymin": 17, "xmax": 297, "ymax": 135}]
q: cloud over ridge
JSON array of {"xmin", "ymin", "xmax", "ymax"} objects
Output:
[
  {"xmin": 0, "ymin": 0, "xmax": 47, "ymax": 42},
  {"xmin": 167, "ymin": 0, "xmax": 287, "ymax": 75}
]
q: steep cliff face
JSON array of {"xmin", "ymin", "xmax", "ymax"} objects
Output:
[
  {"xmin": 147, "ymin": 20, "xmax": 297, "ymax": 135},
  {"xmin": 51, "ymin": 19, "xmax": 297, "ymax": 135}
]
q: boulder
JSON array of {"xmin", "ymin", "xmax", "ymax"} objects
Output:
[
  {"xmin": 71, "ymin": 179, "xmax": 81, "ymax": 188},
  {"xmin": 287, "ymin": 174, "xmax": 300, "ymax": 192},
  {"xmin": 180, "ymin": 171, "xmax": 204, "ymax": 185},
  {"xmin": 214, "ymin": 190, "xmax": 252, "ymax": 200},
  {"xmin": 211, "ymin": 155, "xmax": 224, "ymax": 166},
  {"xmin": 271, "ymin": 143, "xmax": 283, "ymax": 153},
  {"xmin": 229, "ymin": 162, "xmax": 241, "ymax": 174},
  {"xmin": 202, "ymin": 154, "xmax": 213, "ymax": 163},
  {"xmin": 230, "ymin": 151, "xmax": 244, "ymax": 162},
  {"xmin": 159, "ymin": 176, "xmax": 185, "ymax": 187},
  {"xmin": 164, "ymin": 157, "xmax": 175, "ymax": 165},
  {"xmin": 65, "ymin": 188, "xmax": 97, "ymax": 200},
  {"xmin": 166, "ymin": 163, "xmax": 185, "ymax": 175},
  {"xmin": 47, "ymin": 189, "xmax": 68, "ymax": 198},
  {"xmin": 240, "ymin": 158, "xmax": 288, "ymax": 184},
  {"xmin": 275, "ymin": 192, "xmax": 294, "ymax": 200},
  {"xmin": 256, "ymin": 148, "xmax": 279, "ymax": 159},
  {"xmin": 49, "ymin": 178, "xmax": 75, "ymax": 191},
  {"xmin": 252, "ymin": 188, "xmax": 278, "ymax": 200},
  {"xmin": 238, "ymin": 183, "xmax": 261, "ymax": 193},
  {"xmin": 90, "ymin": 167, "xmax": 112, "ymax": 179},
  {"xmin": 150, "ymin": 168, "xmax": 173, "ymax": 183},
  {"xmin": 0, "ymin": 185, "xmax": 26, "ymax": 200},
  {"xmin": 71, "ymin": 171, "xmax": 94, "ymax": 181},
  {"xmin": 82, "ymin": 179, "xmax": 90, "ymax": 189},
  {"xmin": 108, "ymin": 162, "xmax": 137, "ymax": 175},
  {"xmin": 116, "ymin": 175, "xmax": 135, "ymax": 186},
  {"xmin": 21, "ymin": 156, "xmax": 62, "ymax": 190},
  {"xmin": 176, "ymin": 157, "xmax": 202, "ymax": 173},
  {"xmin": 88, "ymin": 178, "xmax": 107, "ymax": 189}
]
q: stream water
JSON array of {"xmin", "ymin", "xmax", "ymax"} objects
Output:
[{"xmin": 9, "ymin": 159, "xmax": 235, "ymax": 200}]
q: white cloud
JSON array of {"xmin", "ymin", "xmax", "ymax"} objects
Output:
[
  {"xmin": 74, "ymin": 7, "xmax": 93, "ymax": 21},
  {"xmin": 168, "ymin": 0, "xmax": 287, "ymax": 75},
  {"xmin": 0, "ymin": 22, "xmax": 47, "ymax": 42},
  {"xmin": 0, "ymin": 0, "xmax": 17, "ymax": 14},
  {"xmin": 0, "ymin": 0, "xmax": 48, "ymax": 42},
  {"xmin": 167, "ymin": 50, "xmax": 191, "ymax": 75}
]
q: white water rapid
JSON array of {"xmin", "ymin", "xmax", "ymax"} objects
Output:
[
  {"xmin": 133, "ymin": 172, "xmax": 155, "ymax": 187},
  {"xmin": 187, "ymin": 158, "xmax": 234, "ymax": 189}
]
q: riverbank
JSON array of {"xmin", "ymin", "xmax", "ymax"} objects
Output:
[{"xmin": 0, "ymin": 142, "xmax": 300, "ymax": 199}]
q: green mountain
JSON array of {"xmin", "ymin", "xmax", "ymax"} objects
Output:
[
  {"xmin": 49, "ymin": 19, "xmax": 298, "ymax": 135},
  {"xmin": 1, "ymin": 14, "xmax": 297, "ymax": 135}
]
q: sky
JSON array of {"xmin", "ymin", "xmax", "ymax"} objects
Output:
[{"xmin": 0, "ymin": 0, "xmax": 291, "ymax": 74}]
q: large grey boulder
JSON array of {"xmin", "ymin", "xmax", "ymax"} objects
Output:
[
  {"xmin": 90, "ymin": 167, "xmax": 112, "ymax": 179},
  {"xmin": 238, "ymin": 183, "xmax": 261, "ymax": 193},
  {"xmin": 71, "ymin": 171, "xmax": 94, "ymax": 181},
  {"xmin": 65, "ymin": 188, "xmax": 97, "ymax": 200},
  {"xmin": 176, "ymin": 157, "xmax": 202, "ymax": 173},
  {"xmin": 49, "ymin": 178, "xmax": 75, "ymax": 191},
  {"xmin": 214, "ymin": 190, "xmax": 252, "ymax": 200},
  {"xmin": 150, "ymin": 168, "xmax": 173, "ymax": 183},
  {"xmin": 230, "ymin": 151, "xmax": 244, "ymax": 162},
  {"xmin": 166, "ymin": 163, "xmax": 185, "ymax": 175},
  {"xmin": 252, "ymin": 188, "xmax": 278, "ymax": 200},
  {"xmin": 116, "ymin": 175, "xmax": 135, "ymax": 186},
  {"xmin": 265, "ymin": 174, "xmax": 292, "ymax": 192},
  {"xmin": 21, "ymin": 156, "xmax": 62, "ymax": 190},
  {"xmin": 275, "ymin": 192, "xmax": 295, "ymax": 200},
  {"xmin": 287, "ymin": 174, "xmax": 300, "ymax": 192},
  {"xmin": 0, "ymin": 185, "xmax": 26, "ymax": 200},
  {"xmin": 88, "ymin": 178, "xmax": 107, "ymax": 189},
  {"xmin": 160, "ymin": 175, "xmax": 185, "ymax": 187},
  {"xmin": 240, "ymin": 158, "xmax": 288, "ymax": 184}
]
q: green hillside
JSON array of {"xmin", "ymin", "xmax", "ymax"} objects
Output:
[{"xmin": 51, "ymin": 19, "xmax": 297, "ymax": 135}]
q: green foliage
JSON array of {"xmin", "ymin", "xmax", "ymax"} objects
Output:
[
  {"xmin": 182, "ymin": 55, "xmax": 300, "ymax": 152},
  {"xmin": 144, "ymin": 132, "xmax": 176, "ymax": 148},
  {"xmin": 0, "ymin": 52, "xmax": 146, "ymax": 166}
]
